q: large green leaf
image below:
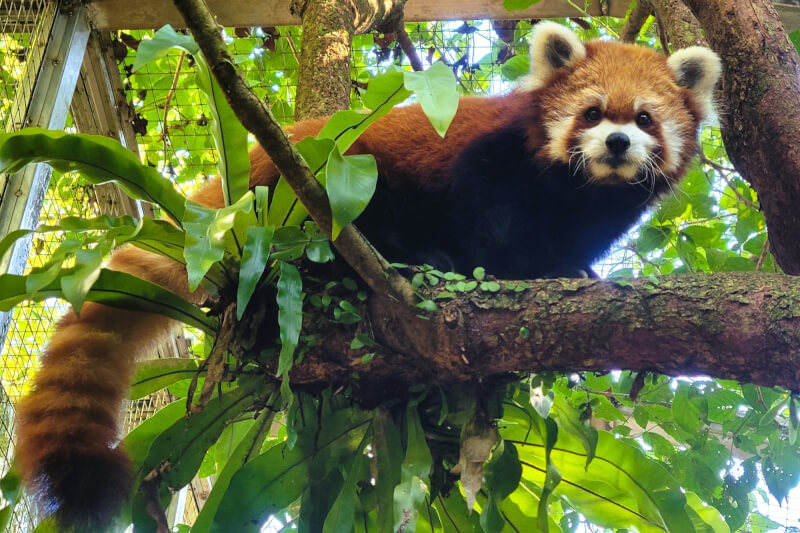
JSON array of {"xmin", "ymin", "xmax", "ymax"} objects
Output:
[
  {"xmin": 0, "ymin": 269, "xmax": 217, "ymax": 334},
  {"xmin": 322, "ymin": 438, "xmax": 370, "ymax": 533},
  {"xmin": 0, "ymin": 129, "xmax": 186, "ymax": 223},
  {"xmin": 237, "ymin": 225, "xmax": 274, "ymax": 319},
  {"xmin": 325, "ymin": 147, "xmax": 378, "ymax": 239},
  {"xmin": 373, "ymin": 410, "xmax": 402, "ymax": 533},
  {"xmin": 685, "ymin": 492, "xmax": 730, "ymax": 533},
  {"xmin": 130, "ymin": 358, "xmax": 201, "ymax": 400},
  {"xmin": 317, "ymin": 66, "xmax": 412, "ymax": 152},
  {"xmin": 481, "ymin": 440, "xmax": 522, "ymax": 532},
  {"xmin": 211, "ymin": 441, "xmax": 308, "ymax": 532},
  {"xmin": 501, "ymin": 419, "xmax": 695, "ymax": 533},
  {"xmin": 192, "ymin": 409, "xmax": 274, "ymax": 532},
  {"xmin": 139, "ymin": 381, "xmax": 261, "ymax": 490},
  {"xmin": 135, "ymin": 25, "xmax": 249, "ymax": 206},
  {"xmin": 211, "ymin": 413, "xmax": 371, "ymax": 532},
  {"xmin": 393, "ymin": 404, "xmax": 433, "ymax": 532},
  {"xmin": 403, "ymin": 61, "xmax": 459, "ymax": 137},
  {"xmin": 276, "ymin": 261, "xmax": 303, "ymax": 376},
  {"xmin": 194, "ymin": 58, "xmax": 250, "ymax": 206},
  {"xmin": 132, "ymin": 25, "xmax": 199, "ymax": 71},
  {"xmin": 123, "ymin": 400, "xmax": 187, "ymax": 469},
  {"xmin": 60, "ymin": 245, "xmax": 109, "ymax": 314}
]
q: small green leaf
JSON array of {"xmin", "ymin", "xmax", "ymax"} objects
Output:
[
  {"xmin": 350, "ymin": 333, "xmax": 375, "ymax": 350},
  {"xmin": 325, "ymin": 147, "xmax": 378, "ymax": 240},
  {"xmin": 403, "ymin": 62, "xmax": 459, "ymax": 137},
  {"xmin": 416, "ymin": 300, "xmax": 438, "ymax": 312},
  {"xmin": 503, "ymin": 0, "xmax": 542, "ymax": 10},
  {"xmin": 473, "ymin": 266, "xmax": 485, "ymax": 281},
  {"xmin": 790, "ymin": 30, "xmax": 800, "ymax": 54}
]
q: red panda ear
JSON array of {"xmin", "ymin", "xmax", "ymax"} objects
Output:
[
  {"xmin": 523, "ymin": 21, "xmax": 586, "ymax": 90},
  {"xmin": 667, "ymin": 46, "xmax": 722, "ymax": 119}
]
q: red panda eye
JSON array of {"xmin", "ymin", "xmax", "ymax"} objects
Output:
[
  {"xmin": 584, "ymin": 107, "xmax": 602, "ymax": 122},
  {"xmin": 636, "ymin": 112, "xmax": 652, "ymax": 127}
]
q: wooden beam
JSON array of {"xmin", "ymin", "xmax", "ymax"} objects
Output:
[
  {"xmin": 85, "ymin": 0, "xmax": 800, "ymax": 32},
  {"xmin": 88, "ymin": 0, "xmax": 625, "ymax": 30}
]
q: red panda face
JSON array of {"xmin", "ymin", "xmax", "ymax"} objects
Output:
[{"xmin": 522, "ymin": 22, "xmax": 722, "ymax": 187}]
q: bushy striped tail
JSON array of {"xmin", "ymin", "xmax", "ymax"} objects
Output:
[{"xmin": 15, "ymin": 245, "xmax": 200, "ymax": 531}]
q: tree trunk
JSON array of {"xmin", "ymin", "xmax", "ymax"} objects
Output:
[
  {"xmin": 681, "ymin": 0, "xmax": 800, "ymax": 275},
  {"xmin": 285, "ymin": 273, "xmax": 800, "ymax": 391},
  {"xmin": 289, "ymin": 0, "xmax": 407, "ymax": 119}
]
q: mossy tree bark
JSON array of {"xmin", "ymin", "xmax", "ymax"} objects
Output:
[
  {"xmin": 289, "ymin": 0, "xmax": 407, "ymax": 120},
  {"xmin": 284, "ymin": 273, "xmax": 800, "ymax": 391}
]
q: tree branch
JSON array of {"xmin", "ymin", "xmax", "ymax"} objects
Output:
[
  {"xmin": 680, "ymin": 0, "xmax": 800, "ymax": 274},
  {"xmin": 288, "ymin": 273, "xmax": 800, "ymax": 391},
  {"xmin": 396, "ymin": 26, "xmax": 424, "ymax": 71},
  {"xmin": 621, "ymin": 0, "xmax": 653, "ymax": 43},
  {"xmin": 171, "ymin": 0, "xmax": 416, "ymax": 305},
  {"xmin": 650, "ymin": 0, "xmax": 706, "ymax": 48}
]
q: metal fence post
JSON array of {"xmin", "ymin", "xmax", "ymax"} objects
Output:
[{"xmin": 0, "ymin": 1, "xmax": 90, "ymax": 357}]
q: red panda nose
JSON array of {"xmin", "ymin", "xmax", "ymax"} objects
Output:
[{"xmin": 606, "ymin": 132, "xmax": 631, "ymax": 156}]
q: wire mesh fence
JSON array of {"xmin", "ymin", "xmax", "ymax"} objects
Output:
[{"xmin": 0, "ymin": 1, "xmax": 62, "ymax": 530}]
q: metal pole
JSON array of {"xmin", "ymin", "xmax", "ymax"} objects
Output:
[{"xmin": 0, "ymin": 1, "xmax": 91, "ymax": 347}]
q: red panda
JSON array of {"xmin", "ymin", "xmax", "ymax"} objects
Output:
[{"xmin": 15, "ymin": 22, "xmax": 721, "ymax": 530}]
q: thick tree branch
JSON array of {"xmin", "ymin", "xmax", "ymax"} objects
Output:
[
  {"xmin": 681, "ymin": 0, "xmax": 800, "ymax": 274},
  {"xmin": 171, "ymin": 0, "xmax": 416, "ymax": 305},
  {"xmin": 396, "ymin": 26, "xmax": 424, "ymax": 71},
  {"xmin": 287, "ymin": 273, "xmax": 800, "ymax": 391},
  {"xmin": 621, "ymin": 0, "xmax": 653, "ymax": 43}
]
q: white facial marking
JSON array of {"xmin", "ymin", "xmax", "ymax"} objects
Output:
[
  {"xmin": 545, "ymin": 114, "xmax": 575, "ymax": 161},
  {"xmin": 659, "ymin": 119, "xmax": 684, "ymax": 173},
  {"xmin": 578, "ymin": 119, "xmax": 657, "ymax": 181}
]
